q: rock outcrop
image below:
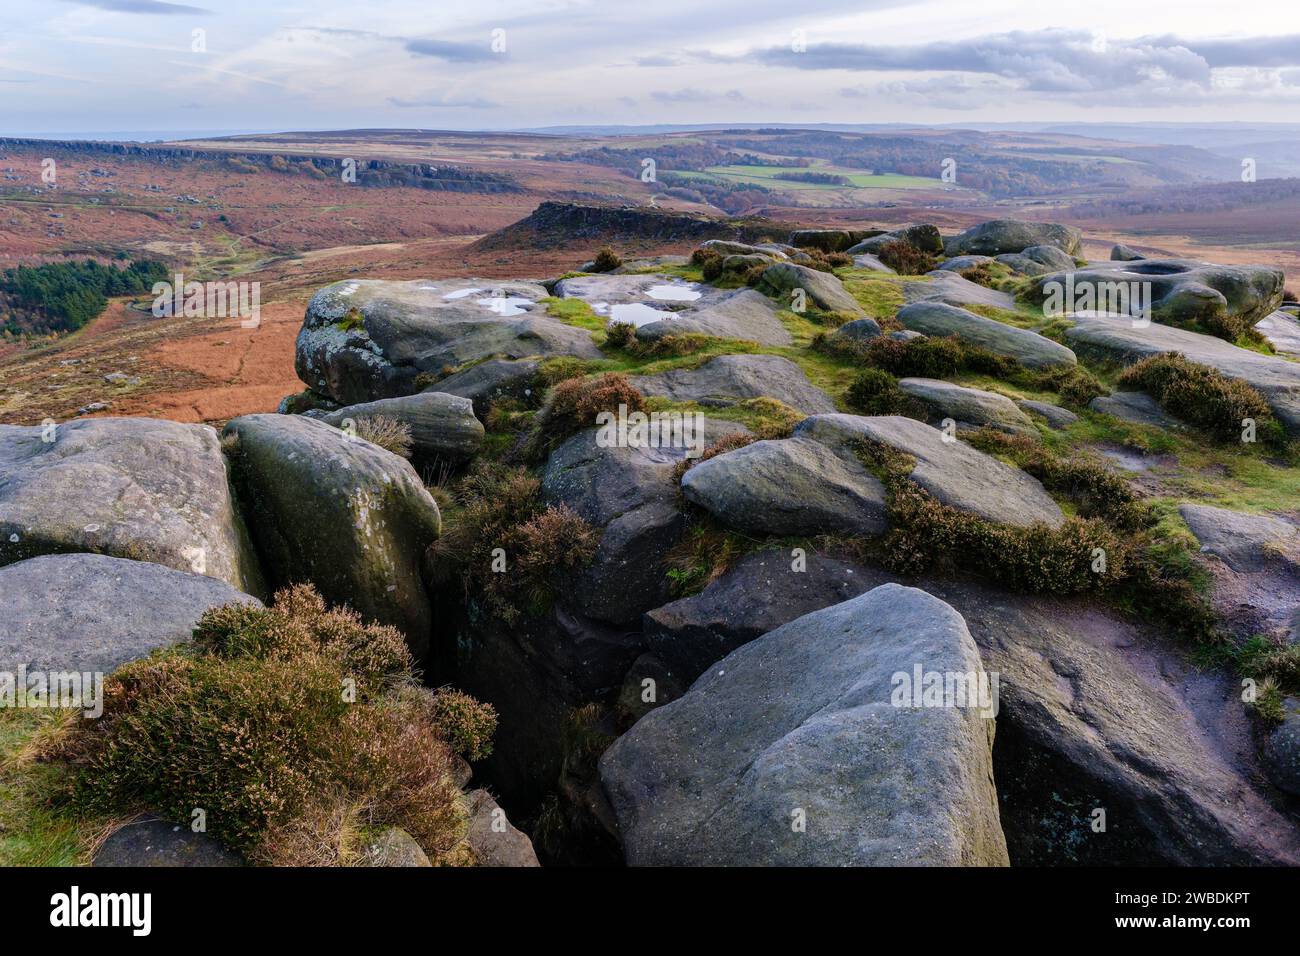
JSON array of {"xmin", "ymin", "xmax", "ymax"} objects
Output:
[
  {"xmin": 628, "ymin": 354, "xmax": 836, "ymax": 414},
  {"xmin": 944, "ymin": 219, "xmax": 1082, "ymax": 257},
  {"xmin": 0, "ymin": 418, "xmax": 262, "ymax": 594},
  {"xmin": 600, "ymin": 584, "xmax": 1009, "ymax": 866},
  {"xmin": 223, "ymin": 414, "xmax": 442, "ymax": 657},
  {"xmin": 895, "ymin": 301, "xmax": 1077, "ymax": 369},
  {"xmin": 315, "ymin": 392, "xmax": 485, "ymax": 469}
]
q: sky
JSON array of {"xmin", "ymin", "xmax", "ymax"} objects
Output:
[{"xmin": 5, "ymin": 0, "xmax": 1300, "ymax": 136}]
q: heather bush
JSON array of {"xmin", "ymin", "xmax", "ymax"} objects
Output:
[
  {"xmin": 1119, "ymin": 352, "xmax": 1278, "ymax": 442},
  {"xmin": 876, "ymin": 239, "xmax": 936, "ymax": 275}
]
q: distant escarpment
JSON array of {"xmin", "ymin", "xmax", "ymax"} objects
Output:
[
  {"xmin": 0, "ymin": 138, "xmax": 521, "ymax": 193},
  {"xmin": 474, "ymin": 200, "xmax": 800, "ymax": 250}
]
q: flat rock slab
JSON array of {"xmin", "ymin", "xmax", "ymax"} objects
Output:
[
  {"xmin": 465, "ymin": 790, "xmax": 541, "ymax": 866},
  {"xmin": 896, "ymin": 301, "xmax": 1076, "ymax": 369},
  {"xmin": 296, "ymin": 278, "xmax": 601, "ymax": 405},
  {"xmin": 0, "ymin": 417, "xmax": 262, "ymax": 594},
  {"xmin": 317, "ymin": 391, "xmax": 484, "ymax": 467},
  {"xmin": 1179, "ymin": 503, "xmax": 1300, "ymax": 573},
  {"xmin": 902, "ymin": 271, "xmax": 1017, "ymax": 311},
  {"xmin": 944, "ymin": 219, "xmax": 1082, "ymax": 257},
  {"xmin": 680, "ymin": 435, "xmax": 889, "ymax": 538},
  {"xmin": 1064, "ymin": 314, "xmax": 1300, "ymax": 434},
  {"xmin": 555, "ymin": 274, "xmax": 793, "ymax": 346},
  {"xmin": 93, "ymin": 819, "xmax": 243, "ymax": 867},
  {"xmin": 223, "ymin": 414, "xmax": 442, "ymax": 657},
  {"xmin": 794, "ymin": 414, "xmax": 1064, "ymax": 529},
  {"xmin": 600, "ymin": 583, "xmax": 1009, "ymax": 866},
  {"xmin": 629, "ymin": 354, "xmax": 836, "ymax": 414},
  {"xmin": 1088, "ymin": 391, "xmax": 1181, "ymax": 429},
  {"xmin": 898, "ymin": 377, "xmax": 1037, "ymax": 436},
  {"xmin": 1257, "ymin": 310, "xmax": 1300, "ymax": 358},
  {"xmin": 0, "ymin": 553, "xmax": 260, "ymax": 674}
]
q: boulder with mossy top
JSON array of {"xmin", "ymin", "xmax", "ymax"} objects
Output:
[
  {"xmin": 756, "ymin": 262, "xmax": 864, "ymax": 315},
  {"xmin": 895, "ymin": 301, "xmax": 1077, "ymax": 369},
  {"xmin": 222, "ymin": 414, "xmax": 442, "ymax": 658},
  {"xmin": 0, "ymin": 417, "xmax": 263, "ymax": 594},
  {"xmin": 600, "ymin": 583, "xmax": 1009, "ymax": 866},
  {"xmin": 944, "ymin": 219, "xmax": 1081, "ymax": 257},
  {"xmin": 296, "ymin": 278, "xmax": 600, "ymax": 406}
]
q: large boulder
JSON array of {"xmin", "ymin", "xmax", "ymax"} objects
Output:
[
  {"xmin": 756, "ymin": 262, "xmax": 864, "ymax": 315},
  {"xmin": 0, "ymin": 553, "xmax": 260, "ymax": 674},
  {"xmin": 640, "ymin": 557, "xmax": 1300, "ymax": 864},
  {"xmin": 846, "ymin": 223, "xmax": 943, "ymax": 255},
  {"xmin": 898, "ymin": 378, "xmax": 1038, "ymax": 436},
  {"xmin": 895, "ymin": 301, "xmax": 1077, "ymax": 369},
  {"xmin": 1063, "ymin": 314, "xmax": 1300, "ymax": 434},
  {"xmin": 295, "ymin": 278, "xmax": 601, "ymax": 406},
  {"xmin": 0, "ymin": 418, "xmax": 262, "ymax": 594},
  {"xmin": 600, "ymin": 584, "xmax": 1009, "ymax": 866},
  {"xmin": 1111, "ymin": 243, "xmax": 1146, "ymax": 261},
  {"xmin": 315, "ymin": 392, "xmax": 484, "ymax": 470},
  {"xmin": 794, "ymin": 414, "xmax": 1064, "ymax": 529},
  {"xmin": 995, "ymin": 244, "xmax": 1077, "ymax": 276},
  {"xmin": 222, "ymin": 414, "xmax": 441, "ymax": 657},
  {"xmin": 700, "ymin": 239, "xmax": 788, "ymax": 259},
  {"xmin": 1025, "ymin": 259, "xmax": 1284, "ymax": 334},
  {"xmin": 680, "ymin": 436, "xmax": 889, "ymax": 537},
  {"xmin": 944, "ymin": 219, "xmax": 1082, "ymax": 257},
  {"xmin": 1088, "ymin": 391, "xmax": 1181, "ymax": 429},
  {"xmin": 628, "ymin": 354, "xmax": 836, "ymax": 414},
  {"xmin": 788, "ymin": 228, "xmax": 860, "ymax": 252}
]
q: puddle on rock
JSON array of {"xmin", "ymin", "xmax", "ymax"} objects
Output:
[{"xmin": 609, "ymin": 302, "xmax": 675, "ymax": 327}]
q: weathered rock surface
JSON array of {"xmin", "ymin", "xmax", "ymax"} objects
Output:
[
  {"xmin": 93, "ymin": 819, "xmax": 242, "ymax": 867},
  {"xmin": 424, "ymin": 358, "xmax": 539, "ymax": 417},
  {"xmin": 700, "ymin": 239, "xmax": 788, "ymax": 259},
  {"xmin": 637, "ymin": 289, "xmax": 792, "ymax": 345},
  {"xmin": 644, "ymin": 549, "xmax": 872, "ymax": 682},
  {"xmin": 1063, "ymin": 314, "xmax": 1300, "ymax": 434},
  {"xmin": 465, "ymin": 790, "xmax": 542, "ymax": 866},
  {"xmin": 1257, "ymin": 309, "xmax": 1300, "ymax": 358},
  {"xmin": 0, "ymin": 553, "xmax": 260, "ymax": 674},
  {"xmin": 629, "ymin": 354, "xmax": 836, "ymax": 414},
  {"xmin": 680, "ymin": 436, "xmax": 889, "ymax": 537},
  {"xmin": 600, "ymin": 584, "xmax": 1009, "ymax": 866},
  {"xmin": 788, "ymin": 228, "xmax": 862, "ymax": 252},
  {"xmin": 1180, "ymin": 503, "xmax": 1300, "ymax": 574},
  {"xmin": 830, "ymin": 317, "xmax": 884, "ymax": 348},
  {"xmin": 296, "ymin": 278, "xmax": 600, "ymax": 405},
  {"xmin": 1017, "ymin": 399, "xmax": 1078, "ymax": 429},
  {"xmin": 359, "ymin": 827, "xmax": 431, "ymax": 866},
  {"xmin": 1261, "ymin": 699, "xmax": 1300, "ymax": 797},
  {"xmin": 1111, "ymin": 243, "xmax": 1146, "ymax": 261},
  {"xmin": 0, "ymin": 417, "xmax": 262, "ymax": 594},
  {"xmin": 898, "ymin": 377, "xmax": 1037, "ymax": 436},
  {"xmin": 1088, "ymin": 391, "xmax": 1181, "ymax": 429},
  {"xmin": 944, "ymin": 219, "xmax": 1082, "ymax": 257},
  {"xmin": 1027, "ymin": 259, "xmax": 1284, "ymax": 333},
  {"xmin": 757, "ymin": 262, "xmax": 864, "ymax": 315},
  {"xmin": 316, "ymin": 392, "xmax": 484, "ymax": 468},
  {"xmin": 223, "ymin": 414, "xmax": 441, "ymax": 657},
  {"xmin": 895, "ymin": 301, "xmax": 1077, "ymax": 369},
  {"xmin": 541, "ymin": 420, "xmax": 749, "ymax": 625},
  {"xmin": 794, "ymin": 414, "xmax": 1064, "ymax": 529},
  {"xmin": 937, "ymin": 255, "xmax": 993, "ymax": 272},
  {"xmin": 902, "ymin": 271, "xmax": 1017, "ymax": 310},
  {"xmin": 639, "ymin": 557, "xmax": 1300, "ymax": 864},
  {"xmin": 996, "ymin": 244, "xmax": 1077, "ymax": 276},
  {"xmin": 850, "ymin": 253, "xmax": 895, "ymax": 274}
]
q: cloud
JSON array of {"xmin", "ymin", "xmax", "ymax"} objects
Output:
[
  {"xmin": 387, "ymin": 95, "xmax": 499, "ymax": 109},
  {"xmin": 650, "ymin": 87, "xmax": 748, "ymax": 103},
  {"xmin": 58, "ymin": 0, "xmax": 211, "ymax": 13},
  {"xmin": 404, "ymin": 38, "xmax": 498, "ymax": 63}
]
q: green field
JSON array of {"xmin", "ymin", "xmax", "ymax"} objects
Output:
[{"xmin": 678, "ymin": 163, "xmax": 943, "ymax": 191}]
